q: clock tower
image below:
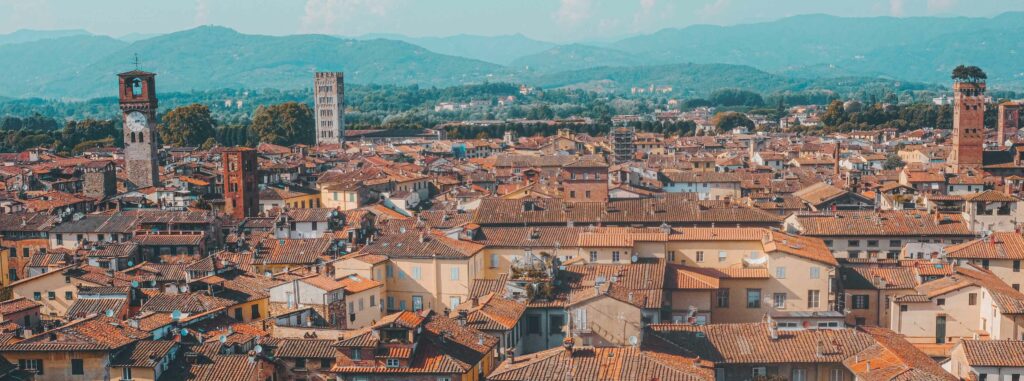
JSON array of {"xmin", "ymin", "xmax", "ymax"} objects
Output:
[{"xmin": 118, "ymin": 70, "xmax": 160, "ymax": 189}]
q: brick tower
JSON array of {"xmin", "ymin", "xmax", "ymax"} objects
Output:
[
  {"xmin": 223, "ymin": 147, "xmax": 259, "ymax": 219},
  {"xmin": 949, "ymin": 80, "xmax": 986, "ymax": 172},
  {"xmin": 314, "ymin": 72, "xmax": 345, "ymax": 145},
  {"xmin": 118, "ymin": 71, "xmax": 160, "ymax": 188}
]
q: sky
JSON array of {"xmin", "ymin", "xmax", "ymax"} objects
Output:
[{"xmin": 1, "ymin": 0, "xmax": 1023, "ymax": 42}]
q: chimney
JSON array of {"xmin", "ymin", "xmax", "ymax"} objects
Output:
[
  {"xmin": 816, "ymin": 340, "xmax": 825, "ymax": 357},
  {"xmin": 563, "ymin": 337, "xmax": 575, "ymax": 352},
  {"xmin": 457, "ymin": 310, "xmax": 468, "ymax": 326}
]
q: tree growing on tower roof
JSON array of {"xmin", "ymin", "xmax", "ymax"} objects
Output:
[{"xmin": 951, "ymin": 65, "xmax": 987, "ymax": 83}]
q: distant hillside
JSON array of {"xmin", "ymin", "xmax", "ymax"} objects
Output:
[
  {"xmin": 510, "ymin": 44, "xmax": 647, "ymax": 73},
  {"xmin": 606, "ymin": 13, "xmax": 1024, "ymax": 88},
  {"xmin": 529, "ymin": 63, "xmax": 941, "ymax": 97},
  {"xmin": 0, "ymin": 26, "xmax": 507, "ymax": 99},
  {"xmin": 362, "ymin": 33, "xmax": 556, "ymax": 65},
  {"xmin": 0, "ymin": 35, "xmax": 129, "ymax": 97},
  {"xmin": 0, "ymin": 29, "xmax": 92, "ymax": 46}
]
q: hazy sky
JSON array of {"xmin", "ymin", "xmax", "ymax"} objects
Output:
[{"xmin": 2, "ymin": 0, "xmax": 1022, "ymax": 42}]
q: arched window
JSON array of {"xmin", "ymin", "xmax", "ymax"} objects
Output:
[
  {"xmin": 138, "ymin": 132, "xmax": 143, "ymax": 143},
  {"xmin": 131, "ymin": 78, "xmax": 143, "ymax": 96},
  {"xmin": 130, "ymin": 132, "xmax": 136, "ymax": 143}
]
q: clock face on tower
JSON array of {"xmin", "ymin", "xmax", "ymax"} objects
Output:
[{"xmin": 126, "ymin": 111, "xmax": 148, "ymax": 133}]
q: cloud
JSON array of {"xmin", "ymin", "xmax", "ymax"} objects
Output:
[
  {"xmin": 301, "ymin": 0, "xmax": 396, "ymax": 34},
  {"xmin": 554, "ymin": 0, "xmax": 592, "ymax": 26},
  {"xmin": 697, "ymin": 0, "xmax": 730, "ymax": 21},
  {"xmin": 633, "ymin": 0, "xmax": 657, "ymax": 24},
  {"xmin": 926, "ymin": 0, "xmax": 957, "ymax": 13},
  {"xmin": 195, "ymin": 0, "xmax": 209, "ymax": 25},
  {"xmin": 0, "ymin": 0, "xmax": 54, "ymax": 31},
  {"xmin": 889, "ymin": 0, "xmax": 905, "ymax": 16}
]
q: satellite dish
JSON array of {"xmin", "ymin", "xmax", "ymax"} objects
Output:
[
  {"xmin": 219, "ymin": 335, "xmax": 227, "ymax": 343},
  {"xmin": 254, "ymin": 345, "xmax": 263, "ymax": 354},
  {"xmin": 631, "ymin": 255, "xmax": 638, "ymax": 263},
  {"xmin": 172, "ymin": 310, "xmax": 182, "ymax": 320},
  {"xmin": 131, "ymin": 280, "xmax": 139, "ymax": 288},
  {"xmin": 105, "ymin": 309, "xmax": 114, "ymax": 317},
  {"xmin": 180, "ymin": 328, "xmax": 189, "ymax": 336},
  {"xmin": 628, "ymin": 336, "xmax": 638, "ymax": 346},
  {"xmin": 127, "ymin": 260, "xmax": 134, "ymax": 267}
]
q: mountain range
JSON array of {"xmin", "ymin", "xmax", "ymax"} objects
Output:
[{"xmin": 0, "ymin": 12, "xmax": 1022, "ymax": 100}]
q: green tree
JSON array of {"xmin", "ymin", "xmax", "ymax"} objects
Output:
[
  {"xmin": 712, "ymin": 112, "xmax": 754, "ymax": 132},
  {"xmin": 250, "ymin": 102, "xmax": 315, "ymax": 145},
  {"xmin": 158, "ymin": 104, "xmax": 217, "ymax": 147},
  {"xmin": 883, "ymin": 153, "xmax": 906, "ymax": 170},
  {"xmin": 821, "ymin": 100, "xmax": 846, "ymax": 127},
  {"xmin": 951, "ymin": 65, "xmax": 987, "ymax": 83}
]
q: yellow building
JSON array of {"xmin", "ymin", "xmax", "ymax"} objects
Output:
[{"xmin": 260, "ymin": 185, "xmax": 322, "ymax": 212}]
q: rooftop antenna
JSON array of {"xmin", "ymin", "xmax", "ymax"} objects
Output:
[{"xmin": 132, "ymin": 53, "xmax": 141, "ymax": 70}]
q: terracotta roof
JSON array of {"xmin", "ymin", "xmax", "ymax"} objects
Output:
[
  {"xmin": 667, "ymin": 265, "xmax": 721, "ymax": 290},
  {"xmin": 489, "ymin": 346, "xmax": 713, "ymax": 381},
  {"xmin": 946, "ymin": 232, "xmax": 1024, "ymax": 260},
  {"xmin": 791, "ymin": 210, "xmax": 972, "ymax": 237},
  {"xmin": 110, "ymin": 340, "xmax": 177, "ymax": 367},
  {"xmin": 0, "ymin": 298, "xmax": 40, "ymax": 316},
  {"xmin": 454, "ymin": 293, "xmax": 527, "ymax": 331},
  {"xmin": 260, "ymin": 237, "xmax": 333, "ymax": 264},
  {"xmin": 563, "ymin": 261, "xmax": 665, "ymax": 309},
  {"xmin": 275, "ymin": 338, "xmax": 337, "ymax": 358},
  {"xmin": 793, "ymin": 182, "xmax": 849, "ymax": 206},
  {"xmin": 959, "ymin": 339, "xmax": 1024, "ymax": 367},
  {"xmin": 0, "ymin": 315, "xmax": 148, "ymax": 352}
]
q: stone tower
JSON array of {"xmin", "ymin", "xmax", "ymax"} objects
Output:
[
  {"xmin": 314, "ymin": 72, "xmax": 345, "ymax": 146},
  {"xmin": 223, "ymin": 147, "xmax": 259, "ymax": 219},
  {"xmin": 118, "ymin": 70, "xmax": 160, "ymax": 188},
  {"xmin": 82, "ymin": 161, "xmax": 117, "ymax": 200},
  {"xmin": 998, "ymin": 102, "xmax": 1022, "ymax": 147},
  {"xmin": 949, "ymin": 80, "xmax": 986, "ymax": 172}
]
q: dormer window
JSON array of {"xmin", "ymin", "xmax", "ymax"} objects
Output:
[{"xmin": 386, "ymin": 359, "xmax": 400, "ymax": 368}]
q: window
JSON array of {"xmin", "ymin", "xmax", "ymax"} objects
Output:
[
  {"xmin": 399, "ymin": 300, "xmax": 407, "ymax": 310},
  {"xmin": 450, "ymin": 267, "xmax": 460, "ymax": 281},
  {"xmin": 65, "ymin": 291, "xmax": 73, "ymax": 300},
  {"xmin": 490, "ymin": 253, "xmax": 499, "ymax": 268},
  {"xmin": 386, "ymin": 359, "xmax": 400, "ymax": 368},
  {"xmin": 1015, "ymin": 260, "xmax": 1021, "ymax": 273},
  {"xmin": 251, "ymin": 304, "xmax": 261, "ymax": 319},
  {"xmin": 969, "ymin": 293, "xmax": 977, "ymax": 306},
  {"xmin": 867, "ymin": 240, "xmax": 879, "ymax": 247},
  {"xmin": 668, "ymin": 250, "xmax": 676, "ymax": 262},
  {"xmin": 590, "ymin": 251, "xmax": 598, "ymax": 262},
  {"xmin": 775, "ymin": 266, "xmax": 786, "ymax": 279},
  {"xmin": 387, "ymin": 296, "xmax": 394, "ymax": 310},
  {"xmin": 900, "ymin": 305, "xmax": 908, "ymax": 312},
  {"xmin": 386, "ymin": 264, "xmax": 393, "ymax": 278},
  {"xmin": 612, "ymin": 251, "xmax": 621, "ymax": 262},
  {"xmin": 827, "ymin": 366, "xmax": 843, "ymax": 378},
  {"xmin": 412, "ymin": 266, "xmax": 422, "ymax": 280},
  {"xmin": 32, "ymin": 292, "xmax": 40, "ymax": 301},
  {"xmin": 526, "ymin": 315, "xmax": 541, "ymax": 334},
  {"xmin": 746, "ymin": 289, "xmax": 762, "ymax": 308},
  {"xmin": 716, "ymin": 288, "xmax": 730, "ymax": 308},
  {"xmin": 234, "ymin": 308, "xmax": 243, "ymax": 320},
  {"xmin": 47, "ymin": 291, "xmax": 55, "ymax": 300},
  {"xmin": 18, "ymin": 359, "xmax": 42, "ymax": 375},
  {"xmin": 810, "ymin": 267, "xmax": 821, "ymax": 279},
  {"xmin": 792, "ymin": 368, "xmax": 807, "ymax": 381},
  {"xmin": 319, "ymin": 358, "xmax": 332, "ymax": 369},
  {"xmin": 852, "ymin": 295, "xmax": 870, "ymax": 309},
  {"xmin": 122, "ymin": 367, "xmax": 132, "ymax": 380},
  {"xmin": 294, "ymin": 358, "xmax": 306, "ymax": 369},
  {"xmin": 352, "ymin": 349, "xmax": 361, "ymax": 361},
  {"xmin": 550, "ymin": 315, "xmax": 564, "ymax": 333},
  {"xmin": 71, "ymin": 359, "xmax": 83, "ymax": 375},
  {"xmin": 752, "ymin": 367, "xmax": 767, "ymax": 377},
  {"xmin": 696, "ymin": 251, "xmax": 704, "ymax": 262},
  {"xmin": 808, "ymin": 290, "xmax": 820, "ymax": 309},
  {"xmin": 890, "ymin": 240, "xmax": 902, "ymax": 248},
  {"xmin": 982, "ymin": 259, "xmax": 990, "ymax": 269},
  {"xmin": 773, "ymin": 293, "xmax": 787, "ymax": 309},
  {"xmin": 823, "ymin": 240, "xmax": 833, "ymax": 247},
  {"xmin": 718, "ymin": 251, "xmax": 727, "ymax": 262},
  {"xmin": 412, "ymin": 296, "xmax": 423, "ymax": 311},
  {"xmin": 937, "ymin": 298, "xmax": 945, "ymax": 306},
  {"xmin": 370, "ymin": 295, "xmax": 376, "ymax": 307},
  {"xmin": 848, "ymin": 240, "xmax": 860, "ymax": 247},
  {"xmin": 22, "ymin": 248, "xmax": 28, "ymax": 257},
  {"xmin": 450, "ymin": 296, "xmax": 461, "ymax": 308}
]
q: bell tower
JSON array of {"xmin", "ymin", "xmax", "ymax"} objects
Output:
[
  {"xmin": 118, "ymin": 70, "xmax": 160, "ymax": 189},
  {"xmin": 949, "ymin": 79, "xmax": 986, "ymax": 172}
]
